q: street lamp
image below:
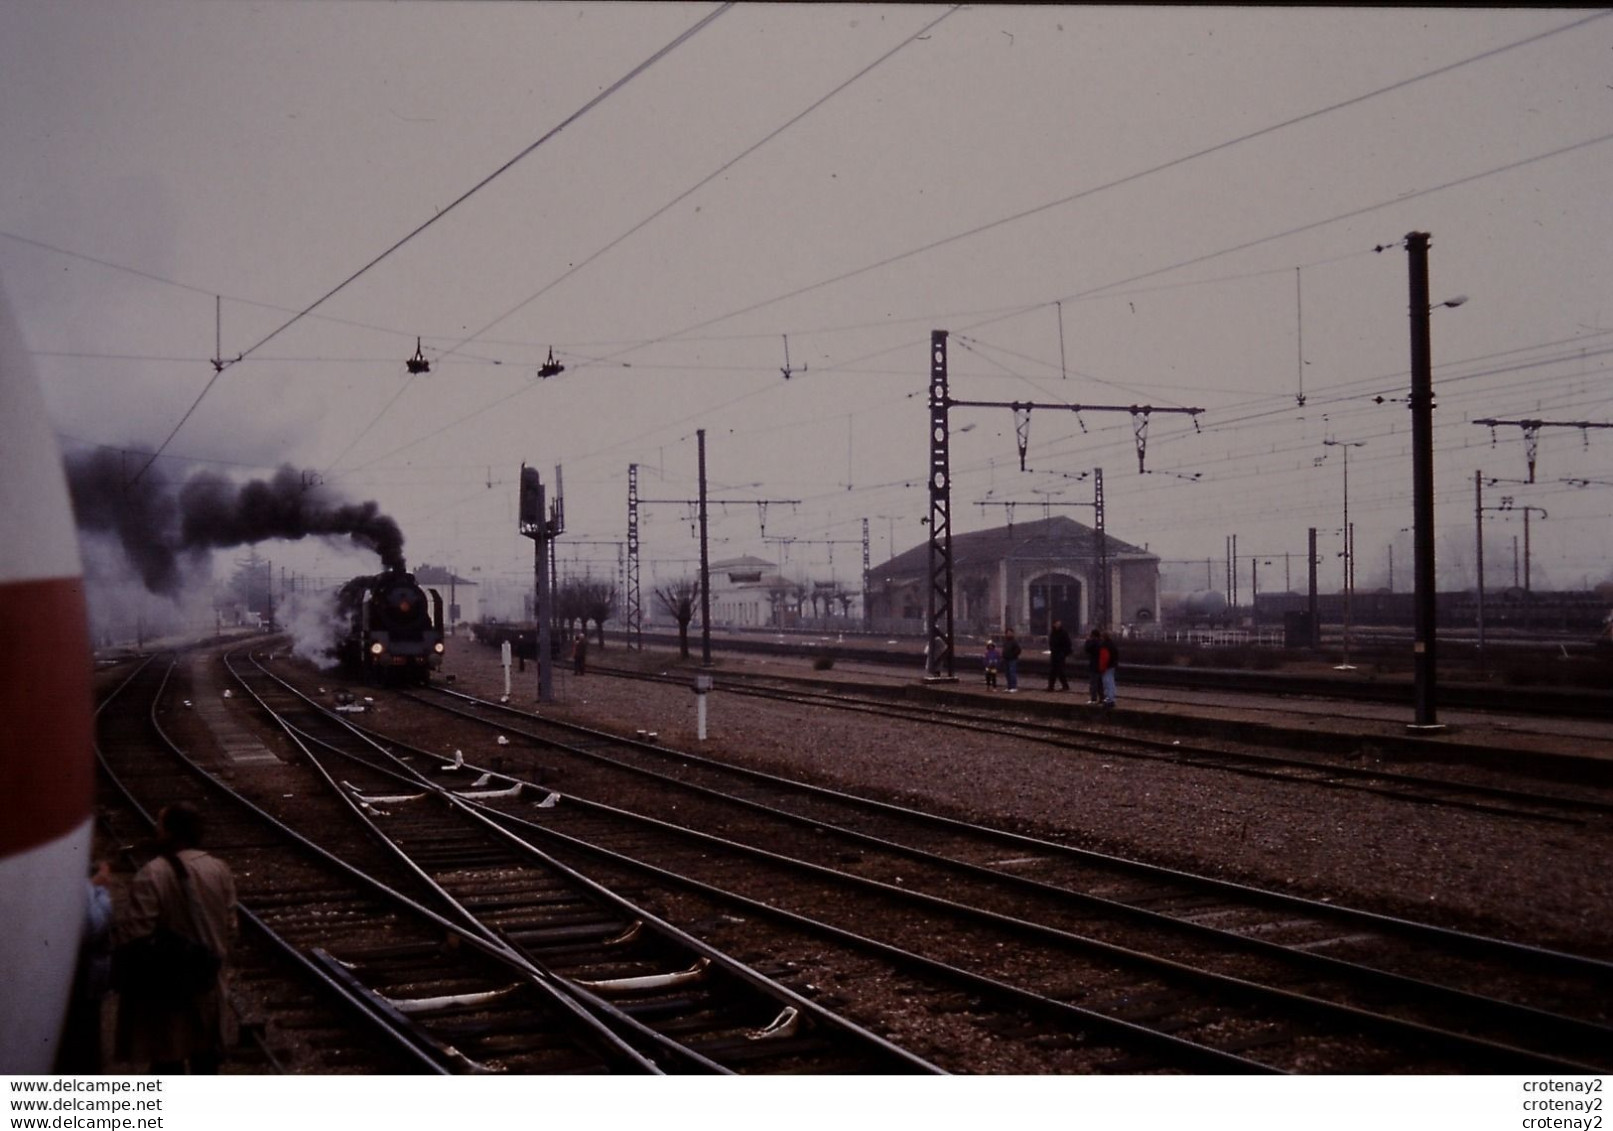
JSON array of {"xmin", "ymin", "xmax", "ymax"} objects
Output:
[{"xmin": 1404, "ymin": 233, "xmax": 1464, "ymax": 733}]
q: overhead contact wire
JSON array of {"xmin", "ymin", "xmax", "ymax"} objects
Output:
[
  {"xmin": 337, "ymin": 5, "xmax": 961, "ymax": 478},
  {"xmin": 133, "ymin": 2, "xmax": 734, "ymax": 484}
]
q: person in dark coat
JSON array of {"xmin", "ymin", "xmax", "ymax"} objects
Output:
[
  {"xmin": 1001, "ymin": 630, "xmax": 1022, "ymax": 692},
  {"xmin": 1083, "ymin": 628, "xmax": 1104, "ymax": 704},
  {"xmin": 114, "ymin": 803, "xmax": 237, "ymax": 1075},
  {"xmin": 571, "ymin": 632, "xmax": 588, "ymax": 675},
  {"xmin": 1046, "ymin": 620, "xmax": 1073, "ymax": 691}
]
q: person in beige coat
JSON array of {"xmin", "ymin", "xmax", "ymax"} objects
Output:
[{"xmin": 114, "ymin": 803, "xmax": 237, "ymax": 1074}]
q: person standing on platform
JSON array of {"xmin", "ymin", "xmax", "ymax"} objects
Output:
[
  {"xmin": 1001, "ymin": 630, "xmax": 1022, "ymax": 692},
  {"xmin": 1098, "ymin": 628, "xmax": 1121, "ymax": 708},
  {"xmin": 1083, "ymin": 628, "xmax": 1104, "ymax": 704},
  {"xmin": 114, "ymin": 803, "xmax": 236, "ymax": 1075},
  {"xmin": 1046, "ymin": 620, "xmax": 1073, "ymax": 691},
  {"xmin": 982, "ymin": 639, "xmax": 1001, "ymax": 690}
]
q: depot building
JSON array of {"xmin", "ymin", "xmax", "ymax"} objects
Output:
[{"xmin": 864, "ymin": 516, "xmax": 1160, "ymax": 640}]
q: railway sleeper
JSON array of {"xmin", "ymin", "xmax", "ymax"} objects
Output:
[
  {"xmin": 383, "ymin": 984, "xmax": 526, "ymax": 1015},
  {"xmin": 572, "ymin": 957, "xmax": 711, "ymax": 997},
  {"xmin": 633, "ymin": 1003, "xmax": 808, "ymax": 1046},
  {"xmin": 478, "ymin": 906, "xmax": 617, "ymax": 931},
  {"xmin": 450, "ymin": 882, "xmax": 586, "ymax": 904},
  {"xmin": 686, "ymin": 1035, "xmax": 840, "ymax": 1068},
  {"xmin": 507, "ymin": 919, "xmax": 642, "ymax": 950},
  {"xmin": 325, "ymin": 938, "xmax": 469, "ymax": 962}
]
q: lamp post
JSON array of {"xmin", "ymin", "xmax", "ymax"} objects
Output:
[
  {"xmin": 1323, "ymin": 438, "xmax": 1365, "ymax": 670},
  {"xmin": 1405, "ymin": 232, "xmax": 1465, "ymax": 732},
  {"xmin": 1475, "ymin": 471, "xmax": 1487, "ymax": 671}
]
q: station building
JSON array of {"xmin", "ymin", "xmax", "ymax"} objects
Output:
[
  {"xmin": 865, "ymin": 516, "xmax": 1160, "ymax": 639},
  {"xmin": 704, "ymin": 555, "xmax": 779, "ymax": 628}
]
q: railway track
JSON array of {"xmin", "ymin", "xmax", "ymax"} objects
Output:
[
  {"xmin": 593, "ymin": 664, "xmax": 1613, "ymax": 825},
  {"xmin": 95, "ymin": 653, "xmax": 770, "ymax": 1073},
  {"xmin": 357, "ymin": 677, "xmax": 1613, "ymax": 1073},
  {"xmin": 223, "ymin": 648, "xmax": 939, "ymax": 1074},
  {"xmin": 94, "ymin": 657, "xmax": 438, "ymax": 1073},
  {"xmin": 603, "ymin": 630, "xmax": 1613, "ymax": 720}
]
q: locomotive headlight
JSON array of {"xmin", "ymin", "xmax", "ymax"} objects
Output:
[
  {"xmin": 370, "ymin": 642, "xmax": 385, "ymax": 656},
  {"xmin": 433, "ymin": 642, "xmax": 445, "ymax": 653}
]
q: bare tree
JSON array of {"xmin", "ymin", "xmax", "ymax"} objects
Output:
[
  {"xmin": 653, "ymin": 578, "xmax": 701, "ymax": 660},
  {"xmin": 766, "ymin": 583, "xmax": 790, "ymax": 628},
  {"xmin": 580, "ymin": 579, "xmax": 616, "ymax": 647},
  {"xmin": 555, "ymin": 578, "xmax": 588, "ymax": 636}
]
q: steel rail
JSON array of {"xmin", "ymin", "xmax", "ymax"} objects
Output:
[
  {"xmin": 232, "ymin": 648, "xmax": 940, "ymax": 1074},
  {"xmin": 417, "ymin": 687, "xmax": 1613, "ymax": 1053},
  {"xmin": 106, "ymin": 652, "xmax": 664, "ymax": 1073},
  {"xmin": 93, "ymin": 656, "xmax": 447, "ymax": 1074},
  {"xmin": 225, "ymin": 650, "xmax": 722, "ymax": 1075},
  {"xmin": 422, "ymin": 683, "xmax": 1613, "ymax": 984},
  {"xmin": 464, "ymin": 774, "xmax": 1603, "ymax": 1073},
  {"xmin": 600, "ymin": 630, "xmax": 1613, "ymax": 720},
  {"xmin": 595, "ymin": 666, "xmax": 1613, "ymax": 823},
  {"xmin": 398, "ymin": 684, "xmax": 1613, "ymax": 1070}
]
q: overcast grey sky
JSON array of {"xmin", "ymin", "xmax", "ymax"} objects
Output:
[{"xmin": 4, "ymin": 2, "xmax": 1610, "ymax": 603}]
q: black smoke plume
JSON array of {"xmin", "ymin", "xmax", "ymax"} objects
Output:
[{"xmin": 65, "ymin": 450, "xmax": 405, "ymax": 596}]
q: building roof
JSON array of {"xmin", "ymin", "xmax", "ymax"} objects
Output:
[
  {"xmin": 710, "ymin": 554, "xmax": 777, "ymax": 572},
  {"xmin": 871, "ymin": 516, "xmax": 1155, "ymax": 581},
  {"xmin": 413, "ymin": 565, "xmax": 477, "ymax": 587}
]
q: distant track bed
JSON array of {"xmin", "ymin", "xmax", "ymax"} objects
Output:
[
  {"xmin": 590, "ymin": 663, "xmax": 1613, "ymax": 823},
  {"xmin": 335, "ymin": 676, "xmax": 1613, "ymax": 1072}
]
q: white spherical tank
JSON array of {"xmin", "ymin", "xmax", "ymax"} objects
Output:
[{"xmin": 0, "ymin": 278, "xmax": 94, "ymax": 1072}]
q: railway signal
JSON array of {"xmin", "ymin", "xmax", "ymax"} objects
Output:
[{"xmin": 519, "ymin": 463, "xmax": 564, "ymax": 702}]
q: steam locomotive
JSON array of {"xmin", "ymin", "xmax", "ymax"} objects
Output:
[{"xmin": 335, "ymin": 568, "xmax": 445, "ymax": 684}]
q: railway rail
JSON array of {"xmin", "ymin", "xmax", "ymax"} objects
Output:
[
  {"xmin": 96, "ymin": 653, "xmax": 779, "ymax": 1073},
  {"xmin": 94, "ymin": 657, "xmax": 444, "ymax": 1073},
  {"xmin": 223, "ymin": 648, "xmax": 940, "ymax": 1075},
  {"xmin": 606, "ymin": 630, "xmax": 1613, "ymax": 720},
  {"xmin": 299, "ymin": 673, "xmax": 1613, "ymax": 1073},
  {"xmin": 588, "ymin": 665, "xmax": 1613, "ymax": 825}
]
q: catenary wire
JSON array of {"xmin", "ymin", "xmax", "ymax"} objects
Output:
[
  {"xmin": 129, "ymin": 2, "xmax": 735, "ymax": 485},
  {"xmin": 323, "ymin": 4, "xmax": 958, "ymax": 476}
]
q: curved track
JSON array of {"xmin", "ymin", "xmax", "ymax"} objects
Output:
[
  {"xmin": 97, "ymin": 654, "xmax": 736, "ymax": 1073},
  {"xmin": 340, "ymin": 678, "xmax": 1613, "ymax": 1073},
  {"xmin": 225, "ymin": 648, "xmax": 940, "ymax": 1075}
]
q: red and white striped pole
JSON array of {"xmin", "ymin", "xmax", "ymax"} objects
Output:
[{"xmin": 0, "ymin": 279, "xmax": 95, "ymax": 1072}]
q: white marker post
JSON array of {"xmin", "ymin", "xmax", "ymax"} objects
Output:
[
  {"xmin": 500, "ymin": 640, "xmax": 512, "ymax": 701},
  {"xmin": 694, "ymin": 673, "xmax": 713, "ymax": 741}
]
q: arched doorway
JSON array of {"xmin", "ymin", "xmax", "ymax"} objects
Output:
[{"xmin": 1028, "ymin": 574, "xmax": 1082, "ymax": 637}]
